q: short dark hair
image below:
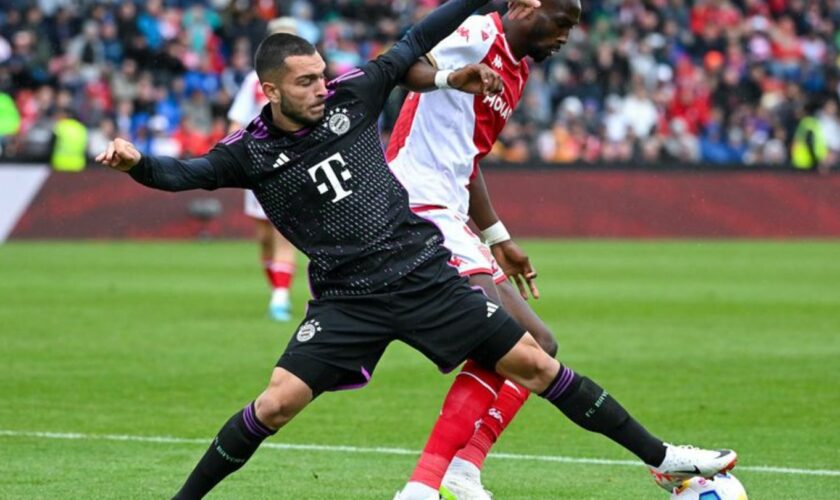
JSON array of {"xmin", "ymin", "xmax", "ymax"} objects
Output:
[{"xmin": 254, "ymin": 33, "xmax": 317, "ymax": 81}]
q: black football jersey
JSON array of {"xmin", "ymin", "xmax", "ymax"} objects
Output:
[
  {"xmin": 128, "ymin": 0, "xmax": 491, "ymax": 297},
  {"xmin": 210, "ymin": 68, "xmax": 446, "ymax": 297}
]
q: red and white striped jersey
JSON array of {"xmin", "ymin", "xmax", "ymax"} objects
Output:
[{"xmin": 386, "ymin": 13, "xmax": 529, "ymax": 218}]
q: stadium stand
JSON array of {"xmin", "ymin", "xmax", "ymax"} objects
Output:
[{"xmin": 0, "ymin": 0, "xmax": 838, "ymax": 170}]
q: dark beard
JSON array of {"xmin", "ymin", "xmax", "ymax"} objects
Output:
[{"xmin": 280, "ymin": 98, "xmax": 322, "ymax": 127}]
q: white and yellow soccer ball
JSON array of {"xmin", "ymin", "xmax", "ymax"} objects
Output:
[{"xmin": 670, "ymin": 473, "xmax": 748, "ymax": 500}]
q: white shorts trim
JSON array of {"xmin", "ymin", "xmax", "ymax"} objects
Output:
[{"xmin": 413, "ymin": 206, "xmax": 506, "ymax": 284}]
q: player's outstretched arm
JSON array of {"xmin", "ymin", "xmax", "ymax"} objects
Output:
[
  {"xmin": 95, "ymin": 138, "xmax": 248, "ymax": 192},
  {"xmin": 468, "ymin": 168, "xmax": 540, "ymax": 299},
  {"xmin": 356, "ymin": 0, "xmax": 538, "ymax": 106},
  {"xmin": 402, "ymin": 59, "xmax": 503, "ymax": 95}
]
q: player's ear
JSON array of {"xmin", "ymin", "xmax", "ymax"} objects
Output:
[{"xmin": 262, "ymin": 81, "xmax": 281, "ymax": 104}]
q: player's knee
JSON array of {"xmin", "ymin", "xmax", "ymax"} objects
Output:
[
  {"xmin": 254, "ymin": 392, "xmax": 295, "ymax": 429},
  {"xmin": 254, "ymin": 384, "xmax": 309, "ymax": 429}
]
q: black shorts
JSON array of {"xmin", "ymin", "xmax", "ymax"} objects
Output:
[{"xmin": 277, "ymin": 251, "xmax": 525, "ymax": 395}]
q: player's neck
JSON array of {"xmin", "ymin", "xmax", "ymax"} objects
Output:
[
  {"xmin": 270, "ymin": 104, "xmax": 309, "ymax": 134},
  {"xmin": 501, "ymin": 16, "xmax": 527, "ymax": 61}
]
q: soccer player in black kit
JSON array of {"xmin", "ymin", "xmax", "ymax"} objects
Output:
[{"xmin": 96, "ymin": 0, "xmax": 737, "ymax": 497}]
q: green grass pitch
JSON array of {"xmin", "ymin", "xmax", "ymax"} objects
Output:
[{"xmin": 1, "ymin": 241, "xmax": 838, "ymax": 499}]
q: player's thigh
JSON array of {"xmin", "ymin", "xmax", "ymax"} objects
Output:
[
  {"xmin": 276, "ymin": 297, "xmax": 392, "ymax": 396},
  {"xmin": 494, "ymin": 332, "xmax": 560, "ymax": 394},
  {"xmin": 467, "ymin": 272, "xmax": 502, "ymax": 305},
  {"xmin": 497, "ymin": 279, "xmax": 558, "ymax": 357}
]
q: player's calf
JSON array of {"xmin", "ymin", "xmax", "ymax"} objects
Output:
[
  {"xmin": 172, "ymin": 402, "xmax": 277, "ymax": 499},
  {"xmin": 172, "ymin": 368, "xmax": 313, "ymax": 499},
  {"xmin": 497, "ymin": 280, "xmax": 558, "ymax": 357}
]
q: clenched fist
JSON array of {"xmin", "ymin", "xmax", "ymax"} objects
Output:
[
  {"xmin": 94, "ymin": 138, "xmax": 142, "ymax": 172},
  {"xmin": 448, "ymin": 63, "xmax": 504, "ymax": 96}
]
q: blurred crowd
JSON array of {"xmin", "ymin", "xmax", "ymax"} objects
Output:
[{"xmin": 0, "ymin": 0, "xmax": 838, "ymax": 170}]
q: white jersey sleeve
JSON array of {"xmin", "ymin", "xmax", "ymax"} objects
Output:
[
  {"xmin": 427, "ymin": 15, "xmax": 497, "ymax": 70},
  {"xmin": 227, "ymin": 71, "xmax": 264, "ymax": 125}
]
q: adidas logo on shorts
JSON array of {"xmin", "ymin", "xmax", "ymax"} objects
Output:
[{"xmin": 486, "ymin": 301, "xmax": 499, "ymax": 318}]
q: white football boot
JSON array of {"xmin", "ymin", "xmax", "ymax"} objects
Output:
[
  {"xmin": 649, "ymin": 443, "xmax": 738, "ymax": 491},
  {"xmin": 440, "ymin": 458, "xmax": 493, "ymax": 500},
  {"xmin": 393, "ymin": 482, "xmax": 441, "ymax": 500}
]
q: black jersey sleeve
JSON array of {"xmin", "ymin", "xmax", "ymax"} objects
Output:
[
  {"xmin": 128, "ymin": 142, "xmax": 251, "ymax": 192},
  {"xmin": 346, "ymin": 0, "xmax": 490, "ymax": 110}
]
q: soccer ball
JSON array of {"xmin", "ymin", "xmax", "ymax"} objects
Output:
[{"xmin": 670, "ymin": 473, "xmax": 748, "ymax": 500}]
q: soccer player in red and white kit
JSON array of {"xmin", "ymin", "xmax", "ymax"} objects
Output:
[
  {"xmin": 389, "ymin": 1, "xmax": 733, "ymax": 498},
  {"xmin": 228, "ymin": 18, "xmax": 302, "ymax": 321}
]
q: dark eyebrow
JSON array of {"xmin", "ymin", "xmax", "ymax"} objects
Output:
[{"xmin": 296, "ymin": 73, "xmax": 323, "ymax": 83}]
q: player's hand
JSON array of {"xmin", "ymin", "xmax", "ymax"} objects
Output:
[
  {"xmin": 508, "ymin": 0, "xmax": 540, "ymax": 20},
  {"xmin": 95, "ymin": 138, "xmax": 142, "ymax": 172},
  {"xmin": 449, "ymin": 63, "xmax": 503, "ymax": 96},
  {"xmin": 491, "ymin": 239, "xmax": 540, "ymax": 300}
]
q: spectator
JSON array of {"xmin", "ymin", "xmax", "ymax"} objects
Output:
[
  {"xmin": 0, "ymin": 0, "xmax": 837, "ymax": 168},
  {"xmin": 50, "ymin": 108, "xmax": 87, "ymax": 171},
  {"xmin": 621, "ymin": 81, "xmax": 659, "ymax": 139},
  {"xmin": 0, "ymin": 90, "xmax": 20, "ymax": 138},
  {"xmin": 66, "ymin": 21, "xmax": 106, "ymax": 83},
  {"xmin": 664, "ymin": 117, "xmax": 700, "ymax": 163},
  {"xmin": 817, "ymin": 100, "xmax": 840, "ymax": 167},
  {"xmin": 86, "ymin": 117, "xmax": 115, "ymax": 160}
]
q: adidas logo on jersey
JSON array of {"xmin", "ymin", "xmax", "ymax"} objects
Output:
[
  {"xmin": 272, "ymin": 152, "xmax": 290, "ymax": 169},
  {"xmin": 486, "ymin": 301, "xmax": 499, "ymax": 318},
  {"xmin": 492, "ymin": 54, "xmax": 503, "ymax": 69}
]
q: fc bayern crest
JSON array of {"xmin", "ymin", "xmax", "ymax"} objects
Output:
[
  {"xmin": 296, "ymin": 320, "xmax": 322, "ymax": 342},
  {"xmin": 326, "ymin": 108, "xmax": 351, "ymax": 135}
]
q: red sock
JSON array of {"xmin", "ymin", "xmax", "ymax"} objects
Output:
[
  {"xmin": 263, "ymin": 261, "xmax": 294, "ymax": 290},
  {"xmin": 409, "ymin": 360, "xmax": 505, "ymax": 489},
  {"xmin": 456, "ymin": 380, "xmax": 530, "ymax": 469}
]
